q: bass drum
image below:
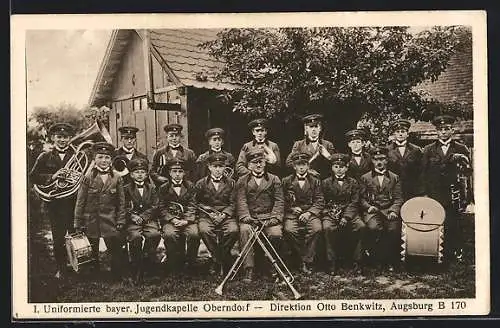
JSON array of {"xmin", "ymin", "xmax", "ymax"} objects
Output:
[
  {"xmin": 400, "ymin": 197, "xmax": 446, "ymax": 263},
  {"xmin": 65, "ymin": 232, "xmax": 94, "ymax": 272}
]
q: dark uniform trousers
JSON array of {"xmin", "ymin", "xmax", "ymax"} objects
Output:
[
  {"xmin": 282, "ymin": 174, "xmax": 324, "ymax": 265},
  {"xmin": 29, "ymin": 148, "xmax": 77, "ymax": 272},
  {"xmin": 150, "ymin": 145, "xmax": 197, "ymax": 187},
  {"xmin": 420, "ymin": 140, "xmax": 471, "ymax": 260},
  {"xmin": 236, "ymin": 173, "xmax": 284, "ymax": 269},
  {"xmin": 321, "ymin": 176, "xmax": 365, "ymax": 264},
  {"xmin": 124, "ymin": 182, "xmax": 161, "ymax": 277},
  {"xmin": 360, "ymin": 171, "xmax": 403, "ymax": 266},
  {"xmin": 158, "ymin": 181, "xmax": 199, "ymax": 269},
  {"xmin": 74, "ymin": 169, "xmax": 127, "ymax": 276},
  {"xmin": 387, "ymin": 142, "xmax": 423, "ymax": 201},
  {"xmin": 195, "ymin": 176, "xmax": 238, "ymax": 269},
  {"xmin": 286, "ymin": 139, "xmax": 336, "ymax": 179}
]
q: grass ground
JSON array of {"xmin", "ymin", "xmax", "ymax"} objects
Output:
[{"xmin": 28, "ymin": 204, "xmax": 475, "ymax": 302}]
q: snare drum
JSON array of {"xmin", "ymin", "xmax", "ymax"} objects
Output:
[{"xmin": 65, "ymin": 232, "xmax": 94, "ymax": 272}]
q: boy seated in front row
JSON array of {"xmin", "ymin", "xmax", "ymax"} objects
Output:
[
  {"xmin": 359, "ymin": 146, "xmax": 403, "ymax": 272},
  {"xmin": 158, "ymin": 158, "xmax": 200, "ymax": 273},
  {"xmin": 195, "ymin": 153, "xmax": 238, "ymax": 276},
  {"xmin": 74, "ymin": 142, "xmax": 126, "ymax": 280},
  {"xmin": 123, "ymin": 157, "xmax": 161, "ymax": 284},
  {"xmin": 282, "ymin": 152, "xmax": 324, "ymax": 275},
  {"xmin": 321, "ymin": 153, "xmax": 365, "ymax": 275}
]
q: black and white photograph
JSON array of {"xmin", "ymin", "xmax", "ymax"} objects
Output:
[{"xmin": 12, "ymin": 11, "xmax": 489, "ymax": 319}]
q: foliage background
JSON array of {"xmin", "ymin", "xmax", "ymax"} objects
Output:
[
  {"xmin": 203, "ymin": 26, "xmax": 472, "ymax": 145},
  {"xmin": 27, "ymin": 103, "xmax": 110, "ymax": 143}
]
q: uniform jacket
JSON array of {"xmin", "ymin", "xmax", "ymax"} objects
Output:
[
  {"xmin": 157, "ymin": 180, "xmax": 196, "ymax": 223},
  {"xmin": 195, "ymin": 150, "xmax": 235, "ymax": 181},
  {"xmin": 282, "ymin": 174, "xmax": 324, "ymax": 219},
  {"xmin": 74, "ymin": 169, "xmax": 126, "ymax": 238},
  {"xmin": 321, "ymin": 175, "xmax": 361, "ymax": 221},
  {"xmin": 420, "ymin": 140, "xmax": 470, "ymax": 207},
  {"xmin": 347, "ymin": 151, "xmax": 372, "ymax": 181},
  {"xmin": 235, "ymin": 172, "xmax": 284, "ymax": 223},
  {"xmin": 286, "ymin": 138, "xmax": 336, "ymax": 179},
  {"xmin": 150, "ymin": 145, "xmax": 196, "ymax": 185},
  {"xmin": 123, "ymin": 182, "xmax": 159, "ymax": 223},
  {"xmin": 235, "ymin": 140, "xmax": 281, "ymax": 177},
  {"xmin": 29, "ymin": 147, "xmax": 76, "ymax": 186},
  {"xmin": 114, "ymin": 147, "xmax": 148, "ymax": 185},
  {"xmin": 360, "ymin": 170, "xmax": 403, "ymax": 215},
  {"xmin": 194, "ymin": 176, "xmax": 236, "ymax": 221},
  {"xmin": 387, "ymin": 141, "xmax": 423, "ymax": 200}
]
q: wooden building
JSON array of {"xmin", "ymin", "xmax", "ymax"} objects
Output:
[
  {"xmin": 89, "ymin": 28, "xmax": 474, "ymax": 161},
  {"xmin": 88, "ymin": 29, "xmax": 245, "ymax": 161}
]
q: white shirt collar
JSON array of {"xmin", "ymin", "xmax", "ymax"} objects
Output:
[
  {"xmin": 440, "ymin": 138, "xmax": 452, "ymax": 146},
  {"xmin": 122, "ymin": 146, "xmax": 135, "ymax": 154},
  {"xmin": 55, "ymin": 146, "xmax": 69, "ymax": 152},
  {"xmin": 395, "ymin": 140, "xmax": 407, "ymax": 147}
]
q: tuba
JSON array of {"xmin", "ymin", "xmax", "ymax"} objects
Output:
[
  {"xmin": 33, "ymin": 121, "xmax": 113, "ymax": 202},
  {"xmin": 450, "ymin": 153, "xmax": 473, "ymax": 213}
]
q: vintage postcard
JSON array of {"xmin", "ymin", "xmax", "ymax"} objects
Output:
[{"xmin": 11, "ymin": 11, "xmax": 489, "ymax": 320}]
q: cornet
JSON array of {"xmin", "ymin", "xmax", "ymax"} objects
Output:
[
  {"xmin": 223, "ymin": 167, "xmax": 234, "ymax": 179},
  {"xmin": 112, "ymin": 155, "xmax": 130, "ymax": 177}
]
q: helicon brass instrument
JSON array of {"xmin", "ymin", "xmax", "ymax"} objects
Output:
[
  {"xmin": 215, "ymin": 217, "xmax": 301, "ymax": 300},
  {"xmin": 33, "ymin": 121, "xmax": 113, "ymax": 202}
]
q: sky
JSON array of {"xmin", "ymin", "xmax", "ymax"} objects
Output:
[
  {"xmin": 24, "ymin": 26, "xmax": 429, "ymax": 115},
  {"xmin": 26, "ymin": 30, "xmax": 112, "ymax": 113}
]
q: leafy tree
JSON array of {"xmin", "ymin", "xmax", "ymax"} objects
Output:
[
  {"xmin": 28, "ymin": 103, "xmax": 110, "ymax": 141},
  {"xmin": 202, "ymin": 26, "xmax": 472, "ymax": 143}
]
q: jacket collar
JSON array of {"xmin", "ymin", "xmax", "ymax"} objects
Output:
[
  {"xmin": 371, "ymin": 169, "xmax": 389, "ymax": 178},
  {"xmin": 252, "ymin": 139, "xmax": 269, "ymax": 146},
  {"xmin": 305, "ymin": 137, "xmax": 321, "ymax": 145}
]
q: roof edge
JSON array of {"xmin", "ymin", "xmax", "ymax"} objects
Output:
[{"xmin": 88, "ymin": 30, "xmax": 119, "ymax": 107}]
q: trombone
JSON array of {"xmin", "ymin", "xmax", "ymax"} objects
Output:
[{"xmin": 215, "ymin": 218, "xmax": 301, "ymax": 300}]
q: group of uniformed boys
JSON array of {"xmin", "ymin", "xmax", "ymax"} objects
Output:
[{"xmin": 29, "ymin": 113, "xmax": 471, "ymax": 284}]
